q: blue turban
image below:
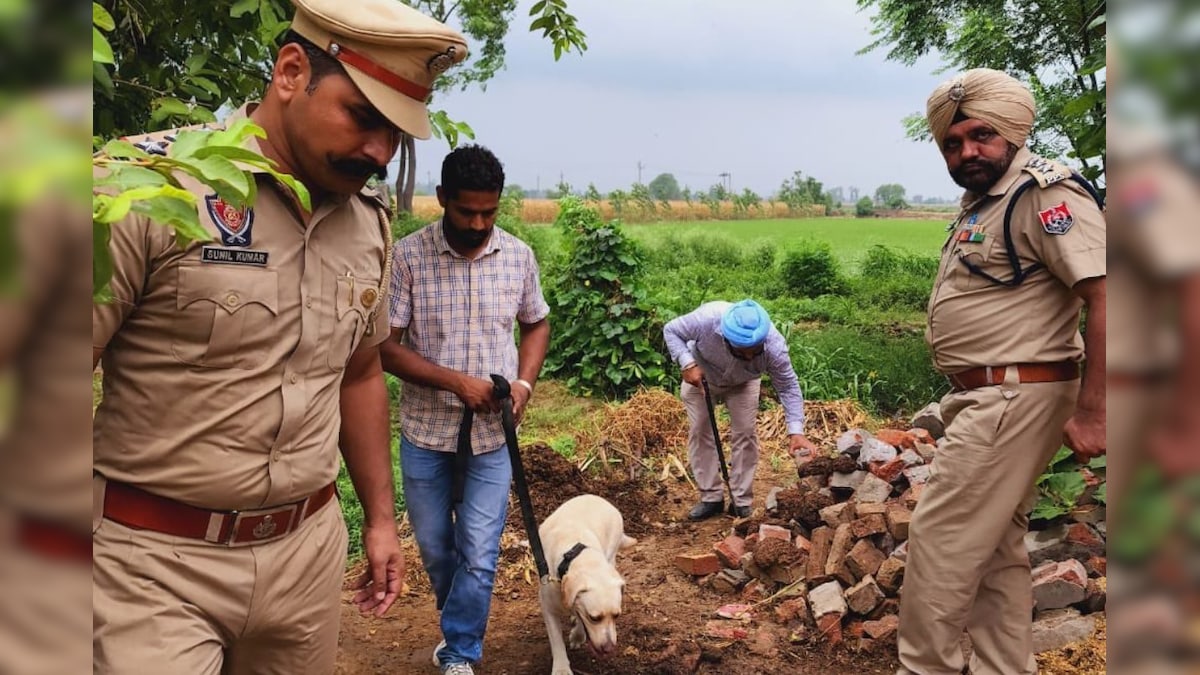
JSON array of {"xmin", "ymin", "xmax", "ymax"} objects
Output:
[{"xmin": 721, "ymin": 300, "xmax": 771, "ymax": 348}]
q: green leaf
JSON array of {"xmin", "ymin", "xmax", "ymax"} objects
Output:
[
  {"xmin": 93, "ymin": 60, "xmax": 115, "ymax": 98},
  {"xmin": 98, "ymin": 139, "xmax": 149, "ymax": 160},
  {"xmin": 93, "ymin": 26, "xmax": 115, "ymax": 64},
  {"xmin": 185, "ymin": 52, "xmax": 208, "ymax": 75},
  {"xmin": 188, "ymin": 75, "xmax": 222, "ymax": 96},
  {"xmin": 129, "ymin": 193, "xmax": 212, "ymax": 246},
  {"xmin": 209, "ymin": 118, "xmax": 268, "ymax": 147},
  {"xmin": 529, "ymin": 0, "xmax": 547, "ymax": 15},
  {"xmin": 168, "ymin": 128, "xmax": 215, "ymax": 160},
  {"xmin": 92, "ymin": 2, "xmax": 115, "ymax": 31},
  {"xmin": 93, "ymin": 193, "xmax": 133, "ymax": 224},
  {"xmin": 266, "ymin": 169, "xmax": 311, "ymax": 211},
  {"xmin": 149, "ymin": 97, "xmax": 193, "ymax": 125},
  {"xmin": 194, "ymin": 145, "xmax": 277, "ymax": 167},
  {"xmin": 94, "ymin": 165, "xmax": 170, "ymax": 190},
  {"xmin": 1047, "ymin": 446, "xmax": 1074, "ymax": 471},
  {"xmin": 189, "ymin": 155, "xmax": 254, "ymax": 202},
  {"xmin": 1093, "ymin": 483, "xmax": 1106, "ymax": 505},
  {"xmin": 1087, "ymin": 455, "xmax": 1106, "ymax": 469},
  {"xmin": 230, "ymin": 0, "xmax": 259, "ymax": 18}
]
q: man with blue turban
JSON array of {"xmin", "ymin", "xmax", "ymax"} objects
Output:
[{"xmin": 663, "ymin": 300, "xmax": 816, "ymax": 519}]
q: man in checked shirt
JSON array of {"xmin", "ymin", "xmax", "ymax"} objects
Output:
[{"xmin": 381, "ymin": 144, "xmax": 550, "ymax": 675}]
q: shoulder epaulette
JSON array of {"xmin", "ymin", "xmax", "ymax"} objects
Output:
[
  {"xmin": 1020, "ymin": 155, "xmax": 1073, "ymax": 188},
  {"xmin": 119, "ymin": 122, "xmax": 220, "ymax": 157}
]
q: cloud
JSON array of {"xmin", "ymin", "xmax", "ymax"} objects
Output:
[{"xmin": 400, "ymin": 0, "xmax": 964, "ymax": 201}]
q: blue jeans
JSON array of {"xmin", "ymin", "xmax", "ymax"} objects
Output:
[{"xmin": 401, "ymin": 435, "xmax": 511, "ymax": 666}]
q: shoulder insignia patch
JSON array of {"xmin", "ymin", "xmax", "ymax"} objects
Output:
[
  {"xmin": 1022, "ymin": 156, "xmax": 1071, "ymax": 188},
  {"xmin": 1038, "ymin": 202, "xmax": 1075, "ymax": 235}
]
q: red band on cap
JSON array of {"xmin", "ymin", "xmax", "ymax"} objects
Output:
[{"xmin": 330, "ymin": 42, "xmax": 430, "ymax": 102}]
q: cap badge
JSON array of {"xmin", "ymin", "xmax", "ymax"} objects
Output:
[
  {"xmin": 427, "ymin": 46, "xmax": 457, "ymax": 75},
  {"xmin": 948, "ymin": 81, "xmax": 966, "ymax": 102}
]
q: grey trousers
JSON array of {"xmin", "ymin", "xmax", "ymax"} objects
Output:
[{"xmin": 681, "ymin": 378, "xmax": 761, "ymax": 507}]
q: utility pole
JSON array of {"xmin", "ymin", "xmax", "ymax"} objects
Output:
[
  {"xmin": 718, "ymin": 172, "xmax": 731, "ymax": 194},
  {"xmin": 637, "ymin": 160, "xmax": 645, "ymax": 184}
]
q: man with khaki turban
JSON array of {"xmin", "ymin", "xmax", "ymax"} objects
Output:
[{"xmin": 897, "ymin": 68, "xmax": 1106, "ymax": 675}]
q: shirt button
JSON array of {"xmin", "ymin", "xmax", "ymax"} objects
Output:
[
  {"xmin": 305, "ymin": 298, "xmax": 313, "ymax": 309},
  {"xmin": 290, "ymin": 374, "xmax": 298, "ymax": 384},
  {"xmin": 271, "ymin": 451, "xmax": 281, "ymax": 462},
  {"xmin": 225, "ymin": 293, "xmax": 239, "ymax": 307}
]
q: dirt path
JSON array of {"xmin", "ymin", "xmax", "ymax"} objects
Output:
[{"xmin": 334, "ymin": 444, "xmax": 898, "ymax": 675}]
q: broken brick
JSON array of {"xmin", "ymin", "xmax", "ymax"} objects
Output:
[
  {"xmin": 851, "ymin": 513, "xmax": 888, "ymax": 539},
  {"xmin": 845, "ymin": 539, "xmax": 886, "ymax": 580},
  {"xmin": 714, "ymin": 535, "xmax": 746, "ymax": 569},
  {"xmin": 675, "ymin": 552, "xmax": 721, "ymax": 577},
  {"xmin": 885, "ymin": 505, "xmax": 912, "ymax": 541}
]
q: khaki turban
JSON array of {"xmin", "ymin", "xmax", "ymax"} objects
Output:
[{"xmin": 926, "ymin": 68, "xmax": 1036, "ymax": 150}]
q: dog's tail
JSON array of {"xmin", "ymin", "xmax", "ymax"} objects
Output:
[{"xmin": 621, "ymin": 535, "xmax": 637, "ymax": 549}]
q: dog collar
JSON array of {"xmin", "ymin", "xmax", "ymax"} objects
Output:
[{"xmin": 557, "ymin": 543, "xmax": 587, "ymax": 580}]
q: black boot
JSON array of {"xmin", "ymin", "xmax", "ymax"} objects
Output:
[
  {"xmin": 687, "ymin": 500, "xmax": 725, "ymax": 521},
  {"xmin": 728, "ymin": 504, "xmax": 752, "ymax": 518}
]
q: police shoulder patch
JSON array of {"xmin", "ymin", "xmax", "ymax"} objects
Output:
[
  {"xmin": 1038, "ymin": 201, "xmax": 1075, "ymax": 235},
  {"xmin": 1021, "ymin": 155, "xmax": 1071, "ymax": 189}
]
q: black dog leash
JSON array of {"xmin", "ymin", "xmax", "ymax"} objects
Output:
[{"xmin": 490, "ymin": 374, "xmax": 551, "ymax": 582}]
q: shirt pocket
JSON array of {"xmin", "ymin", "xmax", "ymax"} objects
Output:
[
  {"xmin": 949, "ymin": 235, "xmax": 1003, "ymax": 292},
  {"xmin": 326, "ymin": 273, "xmax": 381, "ymax": 371},
  {"xmin": 172, "ymin": 265, "xmax": 279, "ymax": 369}
]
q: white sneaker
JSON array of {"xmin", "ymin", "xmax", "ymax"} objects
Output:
[{"xmin": 432, "ymin": 641, "xmax": 475, "ymax": 674}]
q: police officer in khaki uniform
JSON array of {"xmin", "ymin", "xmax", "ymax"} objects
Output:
[
  {"xmin": 896, "ymin": 69, "xmax": 1107, "ymax": 675},
  {"xmin": 92, "ymin": 1, "xmax": 467, "ymax": 672}
]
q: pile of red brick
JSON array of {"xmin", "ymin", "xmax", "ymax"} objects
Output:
[{"xmin": 673, "ymin": 411, "xmax": 1106, "ymax": 653}]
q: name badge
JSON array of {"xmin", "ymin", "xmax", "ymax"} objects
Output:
[{"xmin": 201, "ymin": 246, "xmax": 269, "ymax": 267}]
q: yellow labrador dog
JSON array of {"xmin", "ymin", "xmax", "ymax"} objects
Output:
[{"xmin": 538, "ymin": 494, "xmax": 636, "ymax": 675}]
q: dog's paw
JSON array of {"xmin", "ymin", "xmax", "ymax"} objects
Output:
[
  {"xmin": 568, "ymin": 622, "xmax": 586, "ymax": 650},
  {"xmin": 551, "ymin": 666, "xmax": 574, "ymax": 675}
]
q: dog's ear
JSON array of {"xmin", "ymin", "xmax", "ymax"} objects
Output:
[{"xmin": 561, "ymin": 573, "xmax": 588, "ymax": 610}]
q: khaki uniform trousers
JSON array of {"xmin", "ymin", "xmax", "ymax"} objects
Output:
[
  {"xmin": 93, "ymin": 498, "xmax": 348, "ymax": 675},
  {"xmin": 682, "ymin": 378, "xmax": 761, "ymax": 507},
  {"xmin": 897, "ymin": 371, "xmax": 1078, "ymax": 675}
]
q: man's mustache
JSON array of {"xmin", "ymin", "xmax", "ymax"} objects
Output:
[{"xmin": 330, "ymin": 157, "xmax": 388, "ymax": 181}]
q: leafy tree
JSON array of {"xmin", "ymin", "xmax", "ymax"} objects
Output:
[
  {"xmin": 855, "ymin": 196, "xmax": 876, "ymax": 217},
  {"xmin": 680, "ymin": 186, "xmax": 693, "ymax": 205},
  {"xmin": 629, "ymin": 182, "xmax": 656, "ymax": 221},
  {"xmin": 547, "ymin": 180, "xmax": 574, "ymax": 199},
  {"xmin": 94, "ymin": 0, "xmax": 587, "ymax": 211},
  {"xmin": 776, "ymin": 170, "xmax": 832, "ymax": 215},
  {"xmin": 543, "ymin": 198, "xmax": 667, "ymax": 398},
  {"xmin": 873, "ymin": 183, "xmax": 908, "ymax": 209},
  {"xmin": 647, "ymin": 172, "xmax": 682, "ymax": 201},
  {"xmin": 731, "ymin": 188, "xmax": 761, "ymax": 216},
  {"xmin": 607, "ymin": 188, "xmax": 629, "ymax": 217},
  {"xmin": 857, "ymin": 0, "xmax": 1106, "ymax": 184},
  {"xmin": 584, "ymin": 182, "xmax": 602, "ymax": 203}
]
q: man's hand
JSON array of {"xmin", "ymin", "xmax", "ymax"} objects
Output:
[
  {"xmin": 1063, "ymin": 408, "xmax": 1106, "ymax": 463},
  {"xmin": 456, "ymin": 375, "xmax": 499, "ymax": 414},
  {"xmin": 350, "ymin": 523, "xmax": 405, "ymax": 617},
  {"xmin": 682, "ymin": 364, "xmax": 704, "ymax": 388},
  {"xmin": 789, "ymin": 434, "xmax": 818, "ymax": 464},
  {"xmin": 511, "ymin": 384, "xmax": 532, "ymax": 425}
]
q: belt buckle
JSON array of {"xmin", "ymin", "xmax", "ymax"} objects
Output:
[{"xmin": 225, "ymin": 503, "xmax": 301, "ymax": 546}]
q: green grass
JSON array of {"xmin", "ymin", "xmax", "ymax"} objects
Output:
[{"xmin": 623, "ymin": 217, "xmax": 950, "ymax": 271}]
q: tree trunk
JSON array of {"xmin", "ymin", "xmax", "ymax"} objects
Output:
[{"xmin": 394, "ymin": 133, "xmax": 418, "ymax": 214}]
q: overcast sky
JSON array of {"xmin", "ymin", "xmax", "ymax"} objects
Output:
[{"xmin": 396, "ymin": 0, "xmax": 959, "ymax": 201}]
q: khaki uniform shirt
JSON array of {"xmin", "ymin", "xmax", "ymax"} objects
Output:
[
  {"xmin": 92, "ymin": 107, "xmax": 390, "ymax": 510},
  {"xmin": 926, "ymin": 148, "xmax": 1106, "ymax": 373},
  {"xmin": 1107, "ymin": 128, "xmax": 1200, "ymax": 373}
]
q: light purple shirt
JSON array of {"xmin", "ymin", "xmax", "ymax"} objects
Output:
[{"xmin": 663, "ymin": 301, "xmax": 806, "ymax": 435}]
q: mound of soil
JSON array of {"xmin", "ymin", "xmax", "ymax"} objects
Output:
[
  {"xmin": 797, "ymin": 454, "xmax": 858, "ymax": 478},
  {"xmin": 754, "ymin": 537, "xmax": 800, "ymax": 568}
]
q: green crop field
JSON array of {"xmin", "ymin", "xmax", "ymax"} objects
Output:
[{"xmin": 622, "ymin": 217, "xmax": 951, "ymax": 270}]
